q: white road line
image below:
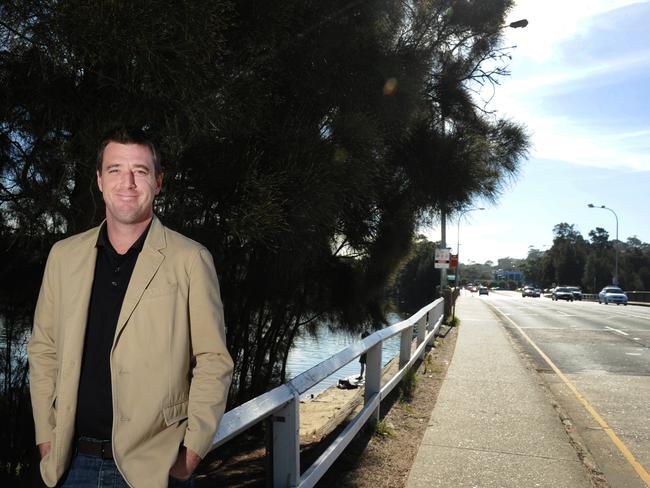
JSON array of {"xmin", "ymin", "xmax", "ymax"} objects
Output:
[
  {"xmin": 518, "ymin": 327, "xmax": 603, "ymax": 331},
  {"xmin": 502, "ymin": 314, "xmax": 540, "ymax": 317},
  {"xmin": 605, "ymin": 326, "xmax": 629, "ymax": 336},
  {"xmin": 625, "ymin": 353, "xmax": 642, "ymax": 356}
]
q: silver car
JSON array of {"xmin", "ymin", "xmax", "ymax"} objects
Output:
[
  {"xmin": 598, "ymin": 286, "xmax": 628, "ymax": 305},
  {"xmin": 522, "ymin": 286, "xmax": 540, "ymax": 297}
]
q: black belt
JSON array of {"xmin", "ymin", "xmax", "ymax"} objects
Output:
[{"xmin": 76, "ymin": 438, "xmax": 113, "ymax": 460}]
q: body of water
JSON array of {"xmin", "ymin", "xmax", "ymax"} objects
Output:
[{"xmin": 285, "ymin": 314, "xmax": 404, "ymax": 398}]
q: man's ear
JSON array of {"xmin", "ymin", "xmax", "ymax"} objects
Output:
[
  {"xmin": 96, "ymin": 170, "xmax": 103, "ymax": 193},
  {"xmin": 155, "ymin": 173, "xmax": 164, "ymax": 195}
]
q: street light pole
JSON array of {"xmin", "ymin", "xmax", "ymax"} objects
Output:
[
  {"xmin": 588, "ymin": 203, "xmax": 619, "ymax": 285},
  {"xmin": 440, "ymin": 209, "xmax": 447, "ymax": 294}
]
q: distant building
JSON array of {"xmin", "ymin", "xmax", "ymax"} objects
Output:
[{"xmin": 494, "ymin": 269, "xmax": 524, "ymax": 283}]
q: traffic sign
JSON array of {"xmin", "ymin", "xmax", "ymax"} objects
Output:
[{"xmin": 434, "ymin": 248, "xmax": 451, "ymax": 269}]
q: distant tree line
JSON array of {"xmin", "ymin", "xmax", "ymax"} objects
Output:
[
  {"xmin": 1, "ymin": 1, "xmax": 529, "ymax": 482},
  {"xmin": 521, "ymin": 223, "xmax": 650, "ymax": 292},
  {"xmin": 450, "ymin": 224, "xmax": 649, "ymax": 292}
]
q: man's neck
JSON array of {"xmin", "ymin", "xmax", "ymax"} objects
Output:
[{"xmin": 105, "ymin": 216, "xmax": 153, "ymax": 255}]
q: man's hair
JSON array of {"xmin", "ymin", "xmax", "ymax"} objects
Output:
[{"xmin": 96, "ymin": 127, "xmax": 162, "ymax": 176}]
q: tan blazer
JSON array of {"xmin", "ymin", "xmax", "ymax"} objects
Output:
[{"xmin": 27, "ymin": 216, "xmax": 234, "ymax": 488}]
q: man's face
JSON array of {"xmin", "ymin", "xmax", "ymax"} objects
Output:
[{"xmin": 97, "ymin": 142, "xmax": 162, "ymax": 226}]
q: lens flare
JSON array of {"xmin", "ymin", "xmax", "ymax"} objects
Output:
[{"xmin": 383, "ymin": 78, "xmax": 398, "ymax": 96}]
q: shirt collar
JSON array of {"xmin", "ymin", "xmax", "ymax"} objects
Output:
[{"xmin": 96, "ymin": 221, "xmax": 152, "ymax": 255}]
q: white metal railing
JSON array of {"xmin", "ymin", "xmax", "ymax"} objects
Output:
[{"xmin": 208, "ymin": 298, "xmax": 445, "ymax": 487}]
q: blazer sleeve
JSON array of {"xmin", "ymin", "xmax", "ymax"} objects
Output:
[
  {"xmin": 183, "ymin": 248, "xmax": 234, "ymax": 458},
  {"xmin": 27, "ymin": 245, "xmax": 60, "ymax": 445}
]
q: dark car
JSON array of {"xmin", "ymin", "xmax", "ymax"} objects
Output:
[
  {"xmin": 522, "ymin": 286, "xmax": 540, "ymax": 298},
  {"xmin": 552, "ymin": 287, "xmax": 574, "ymax": 301},
  {"xmin": 567, "ymin": 286, "xmax": 582, "ymax": 300},
  {"xmin": 479, "ymin": 286, "xmax": 489, "ymax": 295}
]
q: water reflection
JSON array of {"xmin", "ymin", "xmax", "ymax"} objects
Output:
[{"xmin": 286, "ymin": 315, "xmax": 403, "ymax": 398}]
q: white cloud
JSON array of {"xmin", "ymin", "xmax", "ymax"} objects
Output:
[
  {"xmin": 482, "ymin": 1, "xmax": 650, "ymax": 171},
  {"xmin": 504, "ymin": 0, "xmax": 649, "ymax": 62},
  {"xmin": 503, "ymin": 51, "xmax": 650, "ymax": 94},
  {"xmin": 527, "ymin": 116, "xmax": 650, "ymax": 171}
]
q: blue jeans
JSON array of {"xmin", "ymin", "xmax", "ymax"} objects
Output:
[{"xmin": 58, "ymin": 449, "xmax": 194, "ymax": 488}]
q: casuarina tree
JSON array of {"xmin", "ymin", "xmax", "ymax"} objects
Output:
[{"xmin": 1, "ymin": 2, "xmax": 529, "ymax": 481}]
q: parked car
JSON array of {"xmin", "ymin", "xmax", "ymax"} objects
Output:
[
  {"xmin": 598, "ymin": 286, "xmax": 628, "ymax": 305},
  {"xmin": 522, "ymin": 286, "xmax": 540, "ymax": 298},
  {"xmin": 552, "ymin": 287, "xmax": 574, "ymax": 301},
  {"xmin": 567, "ymin": 286, "xmax": 583, "ymax": 300},
  {"xmin": 479, "ymin": 286, "xmax": 489, "ymax": 295}
]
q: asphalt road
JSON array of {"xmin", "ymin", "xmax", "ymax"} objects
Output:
[{"xmin": 478, "ymin": 290, "xmax": 650, "ymax": 488}]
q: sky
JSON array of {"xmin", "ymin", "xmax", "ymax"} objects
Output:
[{"xmin": 424, "ymin": 0, "xmax": 650, "ymax": 265}]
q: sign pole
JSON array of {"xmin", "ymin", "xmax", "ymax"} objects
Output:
[{"xmin": 440, "ymin": 210, "xmax": 447, "ymax": 292}]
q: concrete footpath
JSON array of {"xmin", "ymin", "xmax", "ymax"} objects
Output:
[{"xmin": 405, "ymin": 295, "xmax": 593, "ymax": 488}]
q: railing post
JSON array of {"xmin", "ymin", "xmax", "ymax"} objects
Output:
[
  {"xmin": 364, "ymin": 342, "xmax": 382, "ymax": 424},
  {"xmin": 416, "ymin": 315, "xmax": 426, "ymax": 346},
  {"xmin": 425, "ymin": 311, "xmax": 436, "ymax": 348},
  {"xmin": 272, "ymin": 391, "xmax": 300, "ymax": 487},
  {"xmin": 399, "ymin": 325, "xmax": 413, "ymax": 368}
]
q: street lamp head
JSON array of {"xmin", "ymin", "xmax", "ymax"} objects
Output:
[
  {"xmin": 508, "ymin": 19, "xmax": 529, "ymax": 29},
  {"xmin": 587, "ymin": 203, "xmax": 595, "ymax": 208}
]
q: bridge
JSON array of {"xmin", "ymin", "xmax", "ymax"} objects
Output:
[
  {"xmin": 209, "ymin": 298, "xmax": 444, "ymax": 487},
  {"xmin": 203, "ymin": 292, "xmax": 650, "ymax": 488}
]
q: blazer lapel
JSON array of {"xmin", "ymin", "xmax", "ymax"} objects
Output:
[
  {"xmin": 113, "ymin": 216, "xmax": 166, "ymax": 342},
  {"xmin": 62, "ymin": 226, "xmax": 101, "ymax": 363}
]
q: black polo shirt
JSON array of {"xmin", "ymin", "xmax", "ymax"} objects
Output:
[{"xmin": 75, "ymin": 222, "xmax": 150, "ymax": 440}]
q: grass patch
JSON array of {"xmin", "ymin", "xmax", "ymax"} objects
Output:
[
  {"xmin": 374, "ymin": 419, "xmax": 397, "ymax": 438},
  {"xmin": 400, "ymin": 404, "xmax": 418, "ymax": 417},
  {"xmin": 399, "ymin": 366, "xmax": 417, "ymax": 402},
  {"xmin": 422, "ymin": 352, "xmax": 443, "ymax": 375},
  {"xmin": 445, "ymin": 315, "xmax": 460, "ymax": 328},
  {"xmin": 423, "ymin": 352, "xmax": 433, "ymax": 373},
  {"xmin": 428, "ymin": 362, "xmax": 443, "ymax": 374}
]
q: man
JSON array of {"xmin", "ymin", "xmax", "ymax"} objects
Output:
[{"xmin": 27, "ymin": 128, "xmax": 234, "ymax": 488}]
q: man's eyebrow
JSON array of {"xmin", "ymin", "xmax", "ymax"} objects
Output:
[
  {"xmin": 104, "ymin": 163, "xmax": 151, "ymax": 171},
  {"xmin": 131, "ymin": 164, "xmax": 151, "ymax": 171}
]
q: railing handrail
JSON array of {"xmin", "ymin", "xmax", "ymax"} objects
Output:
[
  {"xmin": 289, "ymin": 304, "xmax": 430, "ymax": 394},
  {"xmin": 208, "ymin": 297, "xmax": 446, "ymax": 486}
]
